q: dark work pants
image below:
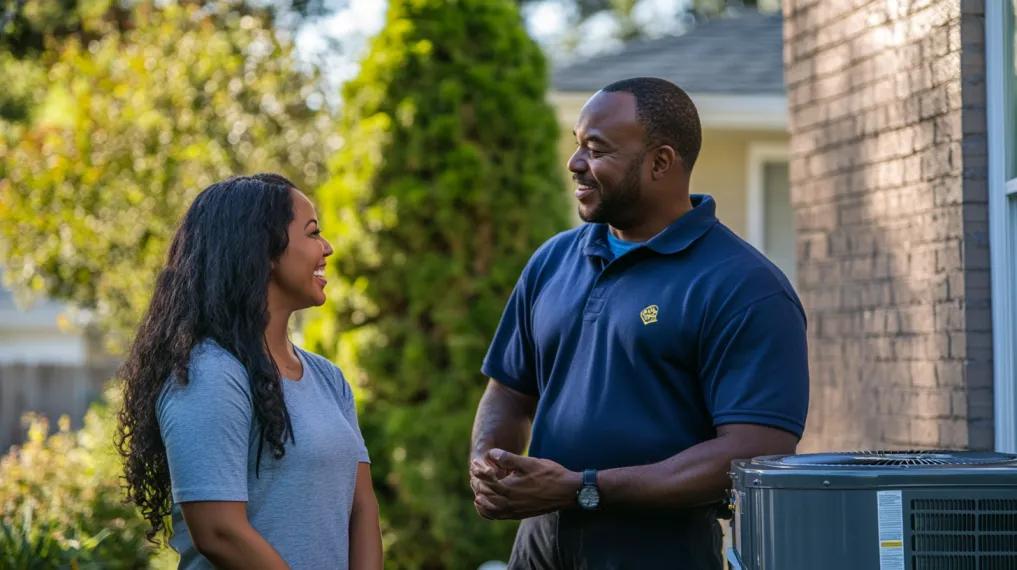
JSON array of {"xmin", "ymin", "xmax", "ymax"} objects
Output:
[{"xmin": 507, "ymin": 507, "xmax": 724, "ymax": 570}]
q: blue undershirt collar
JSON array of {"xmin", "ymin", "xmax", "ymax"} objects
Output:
[
  {"xmin": 606, "ymin": 231, "xmax": 643, "ymax": 258},
  {"xmin": 583, "ymin": 194, "xmax": 719, "ymax": 260}
]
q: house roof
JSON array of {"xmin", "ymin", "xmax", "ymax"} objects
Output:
[
  {"xmin": 551, "ymin": 11, "xmax": 784, "ymax": 96},
  {"xmin": 0, "ymin": 271, "xmax": 68, "ymax": 331}
]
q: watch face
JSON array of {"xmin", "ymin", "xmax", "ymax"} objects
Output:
[{"xmin": 578, "ymin": 485, "xmax": 600, "ymax": 509}]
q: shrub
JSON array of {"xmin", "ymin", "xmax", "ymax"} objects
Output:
[{"xmin": 0, "ymin": 386, "xmax": 174, "ymax": 568}]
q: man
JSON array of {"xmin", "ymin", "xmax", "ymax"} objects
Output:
[{"xmin": 469, "ymin": 77, "xmax": 809, "ymax": 569}]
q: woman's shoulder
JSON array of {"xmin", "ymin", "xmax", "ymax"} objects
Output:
[
  {"xmin": 295, "ymin": 347, "xmax": 354, "ymax": 394},
  {"xmin": 157, "ymin": 340, "xmax": 253, "ymax": 418},
  {"xmin": 162, "ymin": 339, "xmax": 251, "ymax": 398},
  {"xmin": 295, "ymin": 347, "xmax": 341, "ymax": 378},
  {"xmin": 190, "ymin": 339, "xmax": 248, "ymax": 377}
]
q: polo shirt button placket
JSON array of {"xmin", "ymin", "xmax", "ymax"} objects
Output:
[{"xmin": 583, "ymin": 271, "xmax": 613, "ymax": 321}]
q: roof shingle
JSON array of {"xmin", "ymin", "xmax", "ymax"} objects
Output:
[{"xmin": 551, "ymin": 11, "xmax": 784, "ymax": 95}]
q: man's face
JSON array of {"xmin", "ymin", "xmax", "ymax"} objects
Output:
[{"xmin": 568, "ymin": 91, "xmax": 648, "ymax": 227}]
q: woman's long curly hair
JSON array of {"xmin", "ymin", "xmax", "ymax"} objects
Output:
[{"xmin": 116, "ymin": 173, "xmax": 298, "ymax": 540}]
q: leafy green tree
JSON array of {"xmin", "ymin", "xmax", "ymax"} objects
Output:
[
  {"xmin": 0, "ymin": 0, "xmax": 114, "ymax": 126},
  {"xmin": 304, "ymin": 0, "xmax": 569, "ymax": 566},
  {"xmin": 0, "ymin": 1, "xmax": 335, "ymax": 349}
]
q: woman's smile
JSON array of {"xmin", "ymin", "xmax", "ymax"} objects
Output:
[{"xmin": 313, "ymin": 265, "xmax": 327, "ymax": 287}]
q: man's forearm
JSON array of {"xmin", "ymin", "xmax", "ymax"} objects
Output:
[
  {"xmin": 598, "ymin": 424, "xmax": 798, "ymax": 510},
  {"xmin": 470, "ymin": 379, "xmax": 536, "ymax": 461}
]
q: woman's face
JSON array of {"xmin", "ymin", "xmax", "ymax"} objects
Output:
[{"xmin": 268, "ymin": 188, "xmax": 333, "ymax": 311}]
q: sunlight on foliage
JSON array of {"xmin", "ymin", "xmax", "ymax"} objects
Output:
[{"xmin": 0, "ymin": 1, "xmax": 336, "ymax": 351}]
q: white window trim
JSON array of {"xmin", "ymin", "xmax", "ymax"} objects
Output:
[
  {"xmin": 986, "ymin": 0, "xmax": 1017, "ymax": 452},
  {"xmin": 745, "ymin": 142, "xmax": 790, "ymax": 252}
]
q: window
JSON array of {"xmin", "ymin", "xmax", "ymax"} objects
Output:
[
  {"xmin": 747, "ymin": 143, "xmax": 796, "ymax": 286},
  {"xmin": 987, "ymin": 0, "xmax": 1017, "ymax": 451}
]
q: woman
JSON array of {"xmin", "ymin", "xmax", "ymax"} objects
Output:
[{"xmin": 116, "ymin": 174, "xmax": 382, "ymax": 569}]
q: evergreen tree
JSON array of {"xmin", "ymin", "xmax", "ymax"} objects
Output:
[{"xmin": 305, "ymin": 0, "xmax": 569, "ymax": 566}]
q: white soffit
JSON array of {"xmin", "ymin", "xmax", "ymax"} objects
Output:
[{"xmin": 549, "ymin": 91, "xmax": 788, "ymax": 132}]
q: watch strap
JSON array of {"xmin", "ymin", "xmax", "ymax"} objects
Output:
[{"xmin": 582, "ymin": 468, "xmax": 597, "ymax": 487}]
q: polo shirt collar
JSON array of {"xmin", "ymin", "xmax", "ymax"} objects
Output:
[{"xmin": 582, "ymin": 194, "xmax": 719, "ymax": 259}]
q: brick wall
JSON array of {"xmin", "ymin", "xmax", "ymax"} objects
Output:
[{"xmin": 784, "ymin": 0, "xmax": 992, "ymax": 452}]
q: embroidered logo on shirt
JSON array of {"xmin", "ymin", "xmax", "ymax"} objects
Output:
[{"xmin": 640, "ymin": 305, "xmax": 659, "ymax": 325}]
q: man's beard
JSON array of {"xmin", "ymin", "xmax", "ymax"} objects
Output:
[{"xmin": 578, "ymin": 154, "xmax": 644, "ymax": 226}]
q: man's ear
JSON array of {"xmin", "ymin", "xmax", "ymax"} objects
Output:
[{"xmin": 650, "ymin": 145, "xmax": 681, "ymax": 180}]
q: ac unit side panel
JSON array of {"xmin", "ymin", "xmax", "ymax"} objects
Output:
[{"xmin": 742, "ymin": 487, "xmax": 882, "ymax": 570}]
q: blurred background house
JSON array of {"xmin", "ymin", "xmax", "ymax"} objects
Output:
[
  {"xmin": 0, "ymin": 273, "xmax": 87, "ymax": 365},
  {"xmin": 0, "ymin": 273, "xmax": 115, "ymax": 451}
]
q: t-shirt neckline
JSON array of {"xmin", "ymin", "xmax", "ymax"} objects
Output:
[{"xmin": 282, "ymin": 346, "xmax": 307, "ymax": 383}]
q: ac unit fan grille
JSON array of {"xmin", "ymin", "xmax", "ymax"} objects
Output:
[
  {"xmin": 911, "ymin": 499, "xmax": 1017, "ymax": 569},
  {"xmin": 770, "ymin": 450, "xmax": 1017, "ymax": 467},
  {"xmin": 912, "ymin": 557, "xmax": 1017, "ymax": 570}
]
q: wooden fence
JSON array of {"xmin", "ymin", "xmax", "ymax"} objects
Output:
[{"xmin": 0, "ymin": 362, "xmax": 118, "ymax": 452}]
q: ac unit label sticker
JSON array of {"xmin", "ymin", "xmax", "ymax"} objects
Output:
[{"xmin": 877, "ymin": 490, "xmax": 904, "ymax": 570}]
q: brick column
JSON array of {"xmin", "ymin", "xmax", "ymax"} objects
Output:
[{"xmin": 784, "ymin": 0, "xmax": 992, "ymax": 451}]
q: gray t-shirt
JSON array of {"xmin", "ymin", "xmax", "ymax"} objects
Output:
[{"xmin": 157, "ymin": 340, "xmax": 370, "ymax": 569}]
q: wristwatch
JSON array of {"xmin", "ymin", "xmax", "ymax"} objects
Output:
[{"xmin": 576, "ymin": 468, "xmax": 600, "ymax": 510}]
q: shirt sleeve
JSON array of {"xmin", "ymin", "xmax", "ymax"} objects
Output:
[
  {"xmin": 698, "ymin": 291, "xmax": 809, "ymax": 437},
  {"xmin": 481, "ymin": 274, "xmax": 538, "ymax": 396},
  {"xmin": 157, "ymin": 349, "xmax": 253, "ymax": 503},
  {"xmin": 334, "ymin": 366, "xmax": 370, "ymax": 463}
]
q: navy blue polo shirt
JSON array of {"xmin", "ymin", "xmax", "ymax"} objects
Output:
[{"xmin": 482, "ymin": 195, "xmax": 809, "ymax": 472}]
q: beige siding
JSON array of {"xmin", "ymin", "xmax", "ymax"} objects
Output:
[{"xmin": 693, "ymin": 129, "xmax": 788, "ymax": 237}]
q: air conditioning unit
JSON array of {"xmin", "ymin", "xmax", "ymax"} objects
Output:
[{"xmin": 727, "ymin": 450, "xmax": 1017, "ymax": 570}]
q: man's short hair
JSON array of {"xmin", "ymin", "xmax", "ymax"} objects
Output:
[{"xmin": 602, "ymin": 77, "xmax": 702, "ymax": 172}]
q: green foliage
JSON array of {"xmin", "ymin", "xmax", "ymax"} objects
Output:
[
  {"xmin": 304, "ymin": 0, "xmax": 569, "ymax": 566},
  {"xmin": 0, "ymin": 388, "xmax": 177, "ymax": 568},
  {"xmin": 1, "ymin": 513, "xmax": 108, "ymax": 570},
  {"xmin": 0, "ymin": 0, "xmax": 126, "ymax": 123},
  {"xmin": 0, "ymin": 1, "xmax": 335, "ymax": 350},
  {"xmin": 0, "ymin": 0, "xmax": 123, "ymax": 58}
]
